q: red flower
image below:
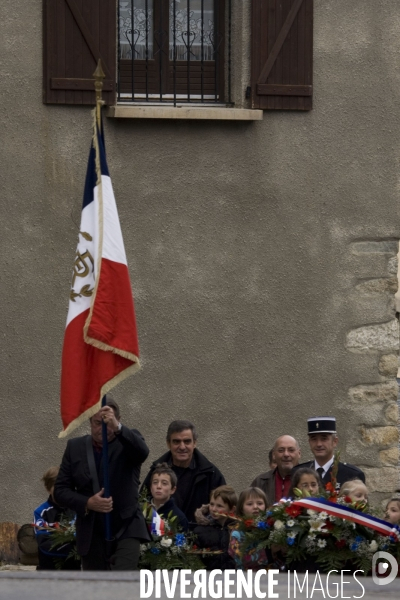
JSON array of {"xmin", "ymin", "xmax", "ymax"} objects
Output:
[
  {"xmin": 285, "ymin": 505, "xmax": 302, "ymax": 517},
  {"xmin": 335, "ymin": 539, "xmax": 346, "ymax": 549},
  {"xmin": 54, "ymin": 523, "xmax": 60, "ymax": 529},
  {"xmin": 324, "ymin": 520, "xmax": 334, "ymax": 531},
  {"xmin": 192, "ymin": 545, "xmax": 198, "ymax": 550},
  {"xmin": 244, "ymin": 519, "xmax": 254, "ymax": 528},
  {"xmin": 266, "ymin": 518, "xmax": 275, "ymax": 527}
]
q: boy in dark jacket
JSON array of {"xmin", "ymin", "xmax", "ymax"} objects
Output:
[
  {"xmin": 150, "ymin": 463, "xmax": 189, "ymax": 531},
  {"xmin": 193, "ymin": 485, "xmax": 237, "ymax": 570}
]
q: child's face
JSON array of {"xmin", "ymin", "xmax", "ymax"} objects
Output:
[
  {"xmin": 349, "ymin": 485, "xmax": 368, "ymax": 504},
  {"xmin": 386, "ymin": 501, "xmax": 400, "ymax": 525},
  {"xmin": 151, "ymin": 474, "xmax": 176, "ymax": 506},
  {"xmin": 243, "ymin": 496, "xmax": 266, "ymax": 515},
  {"xmin": 298, "ymin": 474, "xmax": 319, "ymax": 495},
  {"xmin": 209, "ymin": 495, "xmax": 231, "ymax": 522}
]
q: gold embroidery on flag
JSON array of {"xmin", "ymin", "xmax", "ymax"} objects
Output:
[{"xmin": 70, "ymin": 248, "xmax": 94, "ymax": 302}]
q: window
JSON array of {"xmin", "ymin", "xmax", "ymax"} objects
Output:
[
  {"xmin": 118, "ymin": 0, "xmax": 230, "ymax": 105},
  {"xmin": 43, "ymin": 0, "xmax": 312, "ymax": 112}
]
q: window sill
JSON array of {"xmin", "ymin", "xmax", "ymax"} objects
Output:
[{"xmin": 106, "ymin": 105, "xmax": 263, "ymax": 121}]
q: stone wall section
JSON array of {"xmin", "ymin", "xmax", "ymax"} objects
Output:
[{"xmin": 346, "ymin": 241, "xmax": 399, "ymax": 504}]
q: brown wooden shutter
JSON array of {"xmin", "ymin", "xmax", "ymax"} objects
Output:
[
  {"xmin": 251, "ymin": 0, "xmax": 313, "ymax": 110},
  {"xmin": 43, "ymin": 0, "xmax": 116, "ymax": 105}
]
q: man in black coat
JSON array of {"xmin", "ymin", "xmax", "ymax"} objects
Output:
[
  {"xmin": 141, "ymin": 420, "xmax": 226, "ymax": 527},
  {"xmin": 292, "ymin": 416, "xmax": 365, "ymax": 492},
  {"xmin": 54, "ymin": 396, "xmax": 150, "ymax": 570}
]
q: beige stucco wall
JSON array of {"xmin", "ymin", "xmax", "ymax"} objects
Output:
[{"xmin": 0, "ymin": 0, "xmax": 399, "ymax": 524}]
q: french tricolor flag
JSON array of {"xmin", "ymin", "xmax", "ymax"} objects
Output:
[
  {"xmin": 150, "ymin": 509, "xmax": 166, "ymax": 537},
  {"xmin": 59, "ymin": 116, "xmax": 140, "ymax": 437}
]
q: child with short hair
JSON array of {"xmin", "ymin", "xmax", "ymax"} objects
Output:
[
  {"xmin": 339, "ymin": 479, "xmax": 369, "ymax": 505},
  {"xmin": 288, "ymin": 468, "xmax": 324, "ymax": 499},
  {"xmin": 150, "ymin": 463, "xmax": 189, "ymax": 531},
  {"xmin": 385, "ymin": 495, "xmax": 400, "ymax": 525},
  {"xmin": 229, "ymin": 487, "xmax": 268, "ymax": 570},
  {"xmin": 33, "ymin": 466, "xmax": 79, "ymax": 570},
  {"xmin": 193, "ymin": 485, "xmax": 238, "ymax": 569}
]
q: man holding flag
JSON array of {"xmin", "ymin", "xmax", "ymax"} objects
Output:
[
  {"xmin": 55, "ymin": 65, "xmax": 148, "ymax": 569},
  {"xmin": 54, "ymin": 395, "xmax": 150, "ymax": 570}
]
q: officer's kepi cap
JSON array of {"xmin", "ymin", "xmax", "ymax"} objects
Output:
[{"xmin": 307, "ymin": 416, "xmax": 336, "ymax": 435}]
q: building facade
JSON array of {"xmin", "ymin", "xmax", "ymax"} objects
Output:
[{"xmin": 0, "ymin": 0, "xmax": 399, "ymax": 523}]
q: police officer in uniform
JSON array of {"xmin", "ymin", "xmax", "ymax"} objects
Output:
[{"xmin": 292, "ymin": 416, "xmax": 365, "ymax": 492}]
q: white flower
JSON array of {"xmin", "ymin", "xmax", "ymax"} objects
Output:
[
  {"xmin": 307, "ymin": 509, "xmax": 318, "ymax": 517},
  {"xmin": 274, "ymin": 520, "xmax": 285, "ymax": 530},
  {"xmin": 369, "ymin": 540, "xmax": 378, "ymax": 552},
  {"xmin": 318, "ymin": 512, "xmax": 328, "ymax": 520},
  {"xmin": 286, "ymin": 519, "xmax": 295, "ymax": 527},
  {"xmin": 309, "ymin": 520, "xmax": 324, "ymax": 532},
  {"xmin": 317, "ymin": 539, "xmax": 327, "ymax": 548},
  {"xmin": 287, "ymin": 531, "xmax": 296, "ymax": 539},
  {"xmin": 160, "ymin": 537, "xmax": 173, "ymax": 548}
]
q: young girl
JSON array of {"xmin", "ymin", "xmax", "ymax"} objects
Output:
[
  {"xmin": 339, "ymin": 479, "xmax": 369, "ymax": 504},
  {"xmin": 385, "ymin": 495, "xmax": 400, "ymax": 525},
  {"xmin": 288, "ymin": 468, "xmax": 324, "ymax": 499},
  {"xmin": 193, "ymin": 485, "xmax": 237, "ymax": 569},
  {"xmin": 229, "ymin": 487, "xmax": 268, "ymax": 569}
]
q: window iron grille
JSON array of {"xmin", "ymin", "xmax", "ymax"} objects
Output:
[{"xmin": 118, "ymin": 0, "xmax": 231, "ymax": 105}]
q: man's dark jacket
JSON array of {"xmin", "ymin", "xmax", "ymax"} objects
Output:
[
  {"xmin": 141, "ymin": 448, "xmax": 225, "ymax": 525},
  {"xmin": 250, "ymin": 469, "xmax": 276, "ymax": 507},
  {"xmin": 292, "ymin": 460, "xmax": 365, "ymax": 490},
  {"xmin": 54, "ymin": 426, "xmax": 150, "ymax": 556}
]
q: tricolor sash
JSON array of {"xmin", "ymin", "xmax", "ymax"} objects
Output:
[{"xmin": 293, "ymin": 497, "xmax": 400, "ymax": 539}]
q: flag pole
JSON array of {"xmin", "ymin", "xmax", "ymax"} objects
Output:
[
  {"xmin": 93, "ymin": 60, "xmax": 113, "ymax": 549},
  {"xmin": 101, "ymin": 395, "xmax": 112, "ymax": 547},
  {"xmin": 93, "ymin": 59, "xmax": 105, "ymax": 131}
]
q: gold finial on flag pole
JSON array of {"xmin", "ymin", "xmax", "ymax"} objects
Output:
[{"xmin": 93, "ymin": 59, "xmax": 105, "ymax": 130}]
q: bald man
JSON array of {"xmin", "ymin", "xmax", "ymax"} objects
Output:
[{"xmin": 250, "ymin": 435, "xmax": 301, "ymax": 506}]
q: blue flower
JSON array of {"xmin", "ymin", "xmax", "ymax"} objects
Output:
[
  {"xmin": 150, "ymin": 547, "xmax": 160, "ymax": 554},
  {"xmin": 266, "ymin": 510, "xmax": 273, "ymax": 517},
  {"xmin": 355, "ymin": 536, "xmax": 364, "ymax": 543},
  {"xmin": 175, "ymin": 534, "xmax": 186, "ymax": 547},
  {"xmin": 350, "ymin": 542, "xmax": 359, "ymax": 552},
  {"xmin": 257, "ymin": 521, "xmax": 268, "ymax": 529},
  {"xmin": 287, "ymin": 537, "xmax": 295, "ymax": 546},
  {"xmin": 381, "ymin": 544, "xmax": 388, "ymax": 550}
]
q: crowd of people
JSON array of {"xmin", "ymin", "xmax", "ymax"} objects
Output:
[{"xmin": 33, "ymin": 398, "xmax": 400, "ymax": 571}]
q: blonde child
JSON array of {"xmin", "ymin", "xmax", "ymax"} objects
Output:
[
  {"xmin": 385, "ymin": 495, "xmax": 400, "ymax": 525},
  {"xmin": 288, "ymin": 468, "xmax": 324, "ymax": 499},
  {"xmin": 229, "ymin": 487, "xmax": 268, "ymax": 569},
  {"xmin": 33, "ymin": 467, "xmax": 80, "ymax": 571},
  {"xmin": 339, "ymin": 479, "xmax": 369, "ymax": 504}
]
